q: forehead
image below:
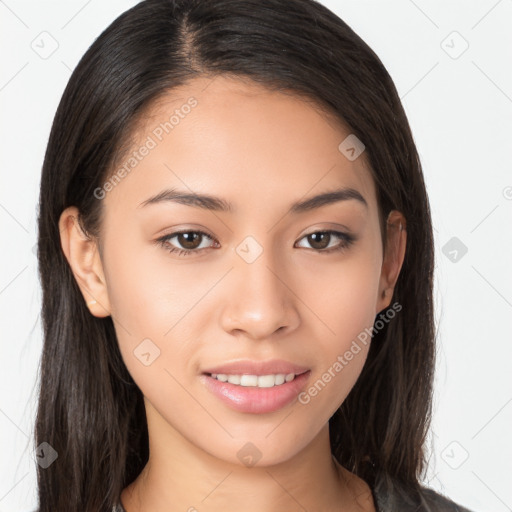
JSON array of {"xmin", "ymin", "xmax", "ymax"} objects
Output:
[{"xmin": 104, "ymin": 75, "xmax": 377, "ymax": 218}]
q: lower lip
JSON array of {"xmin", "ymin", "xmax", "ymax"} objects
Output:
[{"xmin": 200, "ymin": 371, "xmax": 311, "ymax": 414}]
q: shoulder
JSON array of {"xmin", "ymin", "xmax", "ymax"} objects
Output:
[
  {"xmin": 372, "ymin": 474, "xmax": 475, "ymax": 512},
  {"xmin": 417, "ymin": 487, "xmax": 474, "ymax": 512}
]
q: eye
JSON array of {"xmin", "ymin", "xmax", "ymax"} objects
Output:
[
  {"xmin": 295, "ymin": 230, "xmax": 356, "ymax": 254},
  {"xmin": 155, "ymin": 230, "xmax": 218, "ymax": 257},
  {"xmin": 155, "ymin": 229, "xmax": 356, "ymax": 257}
]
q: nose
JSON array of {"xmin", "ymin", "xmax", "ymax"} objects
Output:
[{"xmin": 219, "ymin": 242, "xmax": 301, "ymax": 340}]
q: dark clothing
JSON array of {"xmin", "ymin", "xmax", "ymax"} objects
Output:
[{"xmin": 370, "ymin": 474, "xmax": 473, "ymax": 511}]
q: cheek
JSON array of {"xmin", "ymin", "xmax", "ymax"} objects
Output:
[
  {"xmin": 103, "ymin": 231, "xmax": 204, "ymax": 336},
  {"xmin": 102, "ymin": 232, "xmax": 227, "ymax": 402},
  {"xmin": 300, "ymin": 242, "xmax": 382, "ymax": 345},
  {"xmin": 295, "ymin": 248, "xmax": 381, "ymax": 412},
  {"xmin": 297, "ymin": 284, "xmax": 376, "ymax": 424}
]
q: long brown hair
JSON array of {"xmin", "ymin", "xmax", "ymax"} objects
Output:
[{"xmin": 35, "ymin": 0, "xmax": 435, "ymax": 510}]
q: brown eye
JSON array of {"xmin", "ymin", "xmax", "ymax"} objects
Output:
[
  {"xmin": 176, "ymin": 232, "xmax": 203, "ymax": 250},
  {"xmin": 156, "ymin": 230, "xmax": 217, "ymax": 256},
  {"xmin": 295, "ymin": 230, "xmax": 356, "ymax": 253},
  {"xmin": 307, "ymin": 232, "xmax": 331, "ymax": 250}
]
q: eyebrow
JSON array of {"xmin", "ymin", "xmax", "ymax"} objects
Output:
[{"xmin": 138, "ymin": 186, "xmax": 368, "ymax": 213}]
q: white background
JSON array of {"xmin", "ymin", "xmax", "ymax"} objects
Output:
[{"xmin": 1, "ymin": 1, "xmax": 511, "ymax": 511}]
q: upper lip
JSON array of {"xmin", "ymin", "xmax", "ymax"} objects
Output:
[{"xmin": 202, "ymin": 359, "xmax": 310, "ymax": 376}]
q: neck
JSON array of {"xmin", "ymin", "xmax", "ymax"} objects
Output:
[{"xmin": 121, "ymin": 400, "xmax": 374, "ymax": 512}]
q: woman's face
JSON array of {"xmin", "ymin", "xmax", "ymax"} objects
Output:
[{"xmin": 64, "ymin": 75, "xmax": 404, "ymax": 466}]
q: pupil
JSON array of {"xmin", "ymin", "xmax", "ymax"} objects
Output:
[
  {"xmin": 310, "ymin": 232, "xmax": 329, "ymax": 249},
  {"xmin": 179, "ymin": 232, "xmax": 200, "ymax": 249}
]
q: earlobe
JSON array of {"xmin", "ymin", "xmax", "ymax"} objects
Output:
[
  {"xmin": 58, "ymin": 206, "xmax": 111, "ymax": 317},
  {"xmin": 376, "ymin": 210, "xmax": 407, "ymax": 313}
]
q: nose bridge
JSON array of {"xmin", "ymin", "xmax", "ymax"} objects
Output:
[{"xmin": 219, "ymin": 235, "xmax": 299, "ymax": 338}]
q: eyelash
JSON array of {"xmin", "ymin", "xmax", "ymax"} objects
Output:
[{"xmin": 155, "ymin": 229, "xmax": 356, "ymax": 257}]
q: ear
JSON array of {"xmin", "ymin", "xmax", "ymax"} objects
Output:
[
  {"xmin": 58, "ymin": 206, "xmax": 111, "ymax": 317},
  {"xmin": 376, "ymin": 210, "xmax": 407, "ymax": 314}
]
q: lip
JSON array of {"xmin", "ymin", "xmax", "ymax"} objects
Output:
[
  {"xmin": 201, "ymin": 359, "xmax": 310, "ymax": 376},
  {"xmin": 200, "ymin": 371, "xmax": 311, "ymax": 414},
  {"xmin": 200, "ymin": 360, "xmax": 311, "ymax": 414}
]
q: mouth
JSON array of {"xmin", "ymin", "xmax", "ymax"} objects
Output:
[
  {"xmin": 200, "ymin": 369, "xmax": 311, "ymax": 414},
  {"xmin": 205, "ymin": 371, "xmax": 307, "ymax": 388}
]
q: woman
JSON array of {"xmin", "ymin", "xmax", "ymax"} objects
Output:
[{"xmin": 35, "ymin": 0, "xmax": 474, "ymax": 510}]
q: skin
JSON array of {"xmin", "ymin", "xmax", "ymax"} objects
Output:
[{"xmin": 59, "ymin": 75, "xmax": 406, "ymax": 512}]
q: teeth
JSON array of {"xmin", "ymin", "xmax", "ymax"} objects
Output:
[
  {"xmin": 210, "ymin": 373, "xmax": 297, "ymax": 388},
  {"xmin": 241, "ymin": 374, "xmax": 258, "ymax": 386},
  {"xmin": 227, "ymin": 375, "xmax": 241, "ymax": 385}
]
